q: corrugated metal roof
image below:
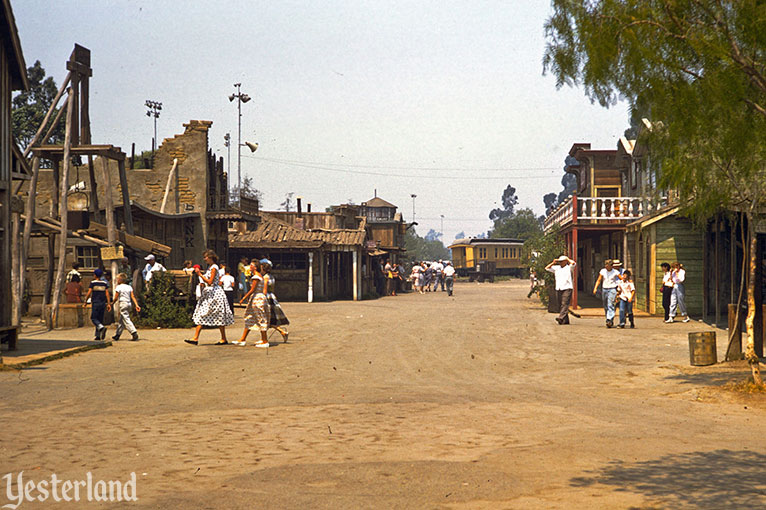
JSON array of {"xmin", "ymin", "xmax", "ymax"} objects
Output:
[{"xmin": 229, "ymin": 213, "xmax": 365, "ymax": 249}]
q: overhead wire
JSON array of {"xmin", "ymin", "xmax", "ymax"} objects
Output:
[{"xmin": 244, "ymin": 154, "xmax": 560, "ymax": 180}]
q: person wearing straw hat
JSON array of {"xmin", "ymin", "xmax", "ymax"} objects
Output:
[{"xmin": 545, "ymin": 255, "xmax": 577, "ymax": 325}]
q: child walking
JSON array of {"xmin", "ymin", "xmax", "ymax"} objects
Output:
[
  {"xmin": 616, "ymin": 270, "xmax": 636, "ymax": 328},
  {"xmin": 112, "ymin": 273, "xmax": 141, "ymax": 341},
  {"xmin": 83, "ymin": 268, "xmax": 111, "ymax": 341}
]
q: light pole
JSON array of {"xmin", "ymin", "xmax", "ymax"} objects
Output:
[
  {"xmin": 223, "ymin": 132, "xmax": 231, "ymax": 176},
  {"xmin": 410, "ymin": 194, "xmax": 417, "ymax": 225},
  {"xmin": 228, "ymin": 83, "xmax": 251, "ymax": 196},
  {"xmin": 440, "ymin": 214, "xmax": 444, "ymax": 237},
  {"xmin": 145, "ymin": 99, "xmax": 162, "ymax": 159}
]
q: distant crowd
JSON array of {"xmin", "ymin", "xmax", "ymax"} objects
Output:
[{"xmin": 375, "ymin": 259, "xmax": 456, "ymax": 297}]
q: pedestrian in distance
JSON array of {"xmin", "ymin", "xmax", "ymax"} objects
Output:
[
  {"xmin": 66, "ymin": 262, "xmax": 81, "ymax": 283},
  {"xmin": 660, "ymin": 262, "xmax": 674, "ymax": 322},
  {"xmin": 220, "ymin": 265, "xmax": 236, "ymax": 314},
  {"xmin": 527, "ymin": 269, "xmax": 538, "ymax": 299},
  {"xmin": 236, "ymin": 259, "xmax": 271, "ymax": 347},
  {"xmin": 411, "ymin": 263, "xmax": 423, "ymax": 294},
  {"xmin": 142, "ymin": 254, "xmax": 166, "ymax": 284},
  {"xmin": 184, "ymin": 249, "xmax": 234, "ymax": 346},
  {"xmin": 667, "ymin": 261, "xmax": 690, "ymax": 323},
  {"xmin": 424, "ymin": 262, "xmax": 434, "ymax": 291},
  {"xmin": 616, "ymin": 270, "xmax": 635, "ymax": 328},
  {"xmin": 111, "ymin": 273, "xmax": 141, "ymax": 341},
  {"xmin": 593, "ymin": 259, "xmax": 620, "ymax": 328},
  {"xmin": 545, "ymin": 255, "xmax": 577, "ymax": 325},
  {"xmin": 443, "ymin": 260, "xmax": 456, "ymax": 296},
  {"xmin": 83, "ymin": 268, "xmax": 111, "ymax": 341},
  {"xmin": 65, "ymin": 273, "xmax": 83, "ymax": 303},
  {"xmin": 260, "ymin": 259, "xmax": 290, "ymax": 343}
]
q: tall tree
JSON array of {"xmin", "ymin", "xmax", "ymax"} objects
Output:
[
  {"xmin": 543, "ymin": 193, "xmax": 558, "ymax": 211},
  {"xmin": 490, "ymin": 208, "xmax": 543, "ymax": 240},
  {"xmin": 12, "ymin": 61, "xmax": 64, "ymax": 150},
  {"xmin": 544, "ymin": 0, "xmax": 766, "ymax": 386},
  {"xmin": 280, "ymin": 192, "xmax": 295, "ymax": 212}
]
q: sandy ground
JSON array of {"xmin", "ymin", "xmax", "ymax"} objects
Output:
[{"xmin": 1, "ymin": 280, "xmax": 765, "ymax": 509}]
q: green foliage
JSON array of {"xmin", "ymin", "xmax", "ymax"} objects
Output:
[
  {"xmin": 523, "ymin": 226, "xmax": 565, "ymax": 307},
  {"xmin": 229, "ymin": 175, "xmax": 263, "ymax": 207},
  {"xmin": 543, "ymin": 0, "xmax": 766, "ymax": 222},
  {"xmin": 12, "ymin": 61, "xmax": 64, "ymax": 150},
  {"xmin": 489, "ymin": 207, "xmax": 542, "ymax": 240},
  {"xmin": 404, "ymin": 228, "xmax": 450, "ymax": 262},
  {"xmin": 135, "ymin": 271, "xmax": 195, "ymax": 329}
]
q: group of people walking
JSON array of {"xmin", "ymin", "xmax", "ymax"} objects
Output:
[
  {"xmin": 184, "ymin": 251, "xmax": 289, "ymax": 347},
  {"xmin": 409, "ymin": 260, "xmax": 456, "ymax": 296},
  {"xmin": 546, "ymin": 255, "xmax": 690, "ymax": 329}
]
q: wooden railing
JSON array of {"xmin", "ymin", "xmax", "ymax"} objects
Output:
[{"xmin": 544, "ymin": 194, "xmax": 668, "ymax": 231}]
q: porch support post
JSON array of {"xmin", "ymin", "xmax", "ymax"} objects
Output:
[
  {"xmin": 352, "ymin": 249, "xmax": 359, "ymax": 301},
  {"xmin": 307, "ymin": 251, "xmax": 314, "ymax": 303},
  {"xmin": 572, "ymin": 228, "xmax": 579, "ymax": 309}
]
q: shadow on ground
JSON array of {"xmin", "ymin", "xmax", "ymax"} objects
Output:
[
  {"xmin": 571, "ymin": 449, "xmax": 766, "ymax": 509},
  {"xmin": 663, "ymin": 369, "xmax": 746, "ymax": 387},
  {"xmin": 2, "ymin": 338, "xmax": 96, "ymax": 359}
]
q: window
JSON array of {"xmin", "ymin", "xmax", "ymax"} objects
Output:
[
  {"xmin": 76, "ymin": 246, "xmax": 100, "ymax": 268},
  {"xmin": 494, "ymin": 248, "xmax": 498, "ymax": 258}
]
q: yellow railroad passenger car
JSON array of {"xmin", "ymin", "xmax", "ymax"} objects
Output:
[{"xmin": 448, "ymin": 238, "xmax": 525, "ymax": 277}]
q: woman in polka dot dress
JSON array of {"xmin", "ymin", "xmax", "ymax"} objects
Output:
[{"xmin": 184, "ymin": 249, "xmax": 234, "ymax": 345}]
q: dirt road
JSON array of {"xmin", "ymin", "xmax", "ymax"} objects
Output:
[{"xmin": 1, "ymin": 280, "xmax": 764, "ymax": 509}]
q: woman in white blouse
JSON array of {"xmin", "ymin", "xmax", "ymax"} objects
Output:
[{"xmin": 667, "ymin": 261, "xmax": 690, "ymax": 323}]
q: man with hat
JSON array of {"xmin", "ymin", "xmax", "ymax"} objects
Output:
[
  {"xmin": 141, "ymin": 254, "xmax": 166, "ymax": 284},
  {"xmin": 593, "ymin": 259, "xmax": 621, "ymax": 328},
  {"xmin": 612, "ymin": 259, "xmax": 625, "ymax": 275},
  {"xmin": 545, "ymin": 255, "xmax": 577, "ymax": 325}
]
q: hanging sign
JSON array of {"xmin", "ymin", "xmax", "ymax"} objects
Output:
[{"xmin": 100, "ymin": 245, "xmax": 124, "ymax": 260}]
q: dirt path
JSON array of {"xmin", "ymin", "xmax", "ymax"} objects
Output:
[{"xmin": 1, "ymin": 280, "xmax": 764, "ymax": 509}]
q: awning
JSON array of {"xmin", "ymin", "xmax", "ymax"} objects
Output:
[{"xmin": 626, "ymin": 206, "xmax": 680, "ymax": 232}]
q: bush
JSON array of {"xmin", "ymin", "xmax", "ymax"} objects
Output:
[
  {"xmin": 135, "ymin": 271, "xmax": 195, "ymax": 328},
  {"xmin": 523, "ymin": 226, "xmax": 565, "ymax": 307}
]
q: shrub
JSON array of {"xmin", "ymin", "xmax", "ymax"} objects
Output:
[{"xmin": 135, "ymin": 271, "xmax": 195, "ymax": 328}]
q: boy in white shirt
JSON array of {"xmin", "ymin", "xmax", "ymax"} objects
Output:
[
  {"xmin": 616, "ymin": 270, "xmax": 636, "ymax": 328},
  {"xmin": 220, "ymin": 265, "xmax": 236, "ymax": 313},
  {"xmin": 111, "ymin": 273, "xmax": 141, "ymax": 341}
]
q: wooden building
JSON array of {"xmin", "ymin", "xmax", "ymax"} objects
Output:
[
  {"xmin": 448, "ymin": 237, "xmax": 524, "ymax": 277},
  {"xmin": 1, "ymin": 0, "xmax": 28, "ymax": 350},
  {"xmin": 229, "ymin": 210, "xmax": 370, "ymax": 302},
  {"xmin": 359, "ymin": 195, "xmax": 408, "ymax": 262}
]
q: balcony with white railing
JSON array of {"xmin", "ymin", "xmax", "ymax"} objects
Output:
[{"xmin": 543, "ymin": 194, "xmax": 668, "ymax": 232}]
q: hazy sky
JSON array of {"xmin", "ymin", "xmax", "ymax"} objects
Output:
[{"xmin": 13, "ymin": 1, "xmax": 629, "ymax": 243}]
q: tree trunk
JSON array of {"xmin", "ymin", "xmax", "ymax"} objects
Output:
[
  {"xmin": 744, "ymin": 215, "xmax": 764, "ymax": 386},
  {"xmin": 726, "ymin": 215, "xmax": 747, "ymax": 361}
]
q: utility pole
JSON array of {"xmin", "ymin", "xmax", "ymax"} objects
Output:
[
  {"xmin": 145, "ymin": 100, "xmax": 162, "ymax": 164},
  {"xmin": 228, "ymin": 84, "xmax": 251, "ymax": 197}
]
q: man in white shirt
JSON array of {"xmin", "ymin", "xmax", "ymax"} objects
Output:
[
  {"xmin": 142, "ymin": 254, "xmax": 166, "ymax": 284},
  {"xmin": 545, "ymin": 255, "xmax": 577, "ymax": 325},
  {"xmin": 442, "ymin": 261, "xmax": 456, "ymax": 296},
  {"xmin": 593, "ymin": 259, "xmax": 621, "ymax": 328}
]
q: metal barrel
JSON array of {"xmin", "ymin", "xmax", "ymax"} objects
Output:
[{"xmin": 688, "ymin": 331, "xmax": 717, "ymax": 366}]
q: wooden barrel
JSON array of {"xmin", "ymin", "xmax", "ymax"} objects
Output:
[{"xmin": 688, "ymin": 331, "xmax": 717, "ymax": 366}]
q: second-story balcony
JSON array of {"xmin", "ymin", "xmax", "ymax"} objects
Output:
[{"xmin": 544, "ymin": 194, "xmax": 668, "ymax": 232}]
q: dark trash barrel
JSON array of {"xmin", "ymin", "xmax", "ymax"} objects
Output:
[{"xmin": 689, "ymin": 331, "xmax": 717, "ymax": 366}]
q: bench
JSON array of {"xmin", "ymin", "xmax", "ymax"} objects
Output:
[{"xmin": 0, "ymin": 325, "xmax": 19, "ymax": 351}]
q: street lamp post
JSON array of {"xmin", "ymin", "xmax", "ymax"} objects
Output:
[
  {"xmin": 224, "ymin": 132, "xmax": 231, "ymax": 176},
  {"xmin": 410, "ymin": 194, "xmax": 417, "ymax": 225},
  {"xmin": 440, "ymin": 214, "xmax": 444, "ymax": 237},
  {"xmin": 228, "ymin": 83, "xmax": 251, "ymax": 197},
  {"xmin": 145, "ymin": 99, "xmax": 162, "ymax": 160}
]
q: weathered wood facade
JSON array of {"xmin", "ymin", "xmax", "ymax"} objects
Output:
[
  {"xmin": 1, "ymin": 0, "xmax": 28, "ymax": 345},
  {"xmin": 229, "ymin": 211, "xmax": 370, "ymax": 302}
]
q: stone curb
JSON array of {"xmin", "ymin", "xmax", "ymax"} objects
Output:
[{"xmin": 0, "ymin": 341, "xmax": 112, "ymax": 370}]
